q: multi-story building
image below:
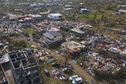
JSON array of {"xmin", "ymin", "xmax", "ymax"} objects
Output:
[
  {"xmin": 43, "ymin": 28, "xmax": 63, "ymax": 46},
  {"xmin": 7, "ymin": 48, "xmax": 42, "ymax": 84}
]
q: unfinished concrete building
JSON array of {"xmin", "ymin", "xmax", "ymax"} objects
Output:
[{"xmin": 7, "ymin": 48, "xmax": 42, "ymax": 84}]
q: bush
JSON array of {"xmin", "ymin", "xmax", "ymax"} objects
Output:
[{"xmin": 9, "ymin": 40, "xmax": 30, "ymax": 50}]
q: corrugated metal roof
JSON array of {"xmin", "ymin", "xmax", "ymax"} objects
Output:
[
  {"xmin": 43, "ymin": 32, "xmax": 54, "ymax": 39},
  {"xmin": 43, "ymin": 31, "xmax": 62, "ymax": 38}
]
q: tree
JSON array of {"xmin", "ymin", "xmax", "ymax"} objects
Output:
[
  {"xmin": 23, "ymin": 28, "xmax": 34, "ymax": 37},
  {"xmin": 9, "ymin": 40, "xmax": 30, "ymax": 50}
]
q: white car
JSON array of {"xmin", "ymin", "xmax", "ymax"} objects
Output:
[{"xmin": 69, "ymin": 75, "xmax": 78, "ymax": 81}]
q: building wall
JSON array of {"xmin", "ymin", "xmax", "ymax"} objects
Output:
[
  {"xmin": 44, "ymin": 34, "xmax": 62, "ymax": 43},
  {"xmin": 53, "ymin": 35, "xmax": 62, "ymax": 42}
]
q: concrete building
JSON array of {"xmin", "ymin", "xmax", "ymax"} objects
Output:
[
  {"xmin": 61, "ymin": 41, "xmax": 85, "ymax": 55},
  {"xmin": 43, "ymin": 28, "xmax": 63, "ymax": 45},
  {"xmin": 5, "ymin": 49, "xmax": 42, "ymax": 84},
  {"xmin": 0, "ymin": 52, "xmax": 15, "ymax": 84}
]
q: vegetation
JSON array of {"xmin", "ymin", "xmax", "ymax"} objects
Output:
[
  {"xmin": 23, "ymin": 28, "xmax": 34, "ymax": 37},
  {"xmin": 8, "ymin": 39, "xmax": 31, "ymax": 50},
  {"xmin": 63, "ymin": 0, "xmax": 126, "ymax": 41}
]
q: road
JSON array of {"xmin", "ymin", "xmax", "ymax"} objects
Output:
[
  {"xmin": 18, "ymin": 33, "xmax": 96, "ymax": 84},
  {"xmin": 29, "ymin": 41, "xmax": 96, "ymax": 84}
]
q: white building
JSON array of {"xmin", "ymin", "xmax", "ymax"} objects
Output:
[
  {"xmin": 118, "ymin": 9, "xmax": 126, "ymax": 14},
  {"xmin": 80, "ymin": 8, "xmax": 90, "ymax": 13},
  {"xmin": 43, "ymin": 28, "xmax": 63, "ymax": 45},
  {"xmin": 48, "ymin": 13, "xmax": 62, "ymax": 20}
]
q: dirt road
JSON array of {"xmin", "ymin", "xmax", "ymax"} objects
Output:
[{"xmin": 30, "ymin": 41, "xmax": 96, "ymax": 84}]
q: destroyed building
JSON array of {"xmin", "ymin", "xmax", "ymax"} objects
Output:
[{"xmin": 6, "ymin": 48, "xmax": 42, "ymax": 84}]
